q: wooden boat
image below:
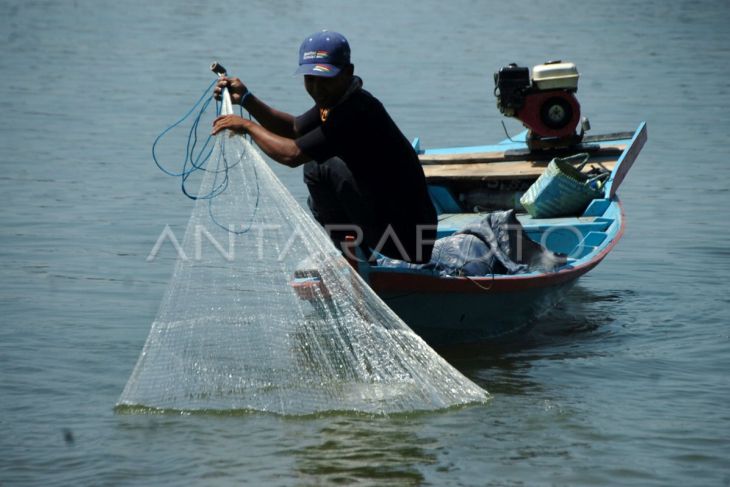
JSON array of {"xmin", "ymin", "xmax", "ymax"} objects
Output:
[
  {"xmin": 293, "ymin": 123, "xmax": 647, "ymax": 346},
  {"xmin": 293, "ymin": 61, "xmax": 648, "ymax": 345},
  {"xmin": 374, "ymin": 124, "xmax": 647, "ymax": 345}
]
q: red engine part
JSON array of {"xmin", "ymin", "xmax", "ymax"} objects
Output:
[{"xmin": 516, "ymin": 90, "xmax": 581, "ymax": 138}]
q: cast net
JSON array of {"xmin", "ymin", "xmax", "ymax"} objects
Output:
[{"xmin": 117, "ymin": 86, "xmax": 488, "ymax": 415}]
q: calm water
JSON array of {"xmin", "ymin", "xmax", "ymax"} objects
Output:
[{"xmin": 2, "ymin": 0, "xmax": 729, "ymax": 485}]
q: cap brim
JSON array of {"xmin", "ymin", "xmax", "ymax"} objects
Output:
[{"xmin": 294, "ymin": 63, "xmax": 341, "ymax": 77}]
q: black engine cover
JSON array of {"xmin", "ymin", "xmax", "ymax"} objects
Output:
[{"xmin": 494, "ymin": 64, "xmax": 530, "ymax": 116}]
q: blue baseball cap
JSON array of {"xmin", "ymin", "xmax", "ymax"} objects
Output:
[{"xmin": 294, "ymin": 31, "xmax": 351, "ymax": 78}]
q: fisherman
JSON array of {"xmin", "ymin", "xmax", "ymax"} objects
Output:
[{"xmin": 212, "ymin": 30, "xmax": 437, "ymax": 263}]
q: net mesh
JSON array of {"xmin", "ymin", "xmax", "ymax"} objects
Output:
[{"xmin": 118, "ymin": 93, "xmax": 488, "ymax": 415}]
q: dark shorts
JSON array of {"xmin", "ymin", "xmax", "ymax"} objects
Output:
[
  {"xmin": 303, "ymin": 158, "xmax": 377, "ymax": 251},
  {"xmin": 303, "ymin": 158, "xmax": 435, "ymax": 263}
]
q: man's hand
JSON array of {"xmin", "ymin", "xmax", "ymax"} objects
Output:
[
  {"xmin": 212, "ymin": 114, "xmax": 310, "ymax": 167},
  {"xmin": 211, "ymin": 115, "xmax": 250, "ymax": 136},
  {"xmin": 214, "ymin": 77, "xmax": 248, "ymax": 105}
]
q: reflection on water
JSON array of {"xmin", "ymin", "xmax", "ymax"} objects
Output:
[
  {"xmin": 292, "ymin": 415, "xmax": 436, "ymax": 486},
  {"xmin": 439, "ymin": 284, "xmax": 635, "ymax": 396},
  {"xmin": 530, "ymin": 285, "xmax": 635, "ymax": 340}
]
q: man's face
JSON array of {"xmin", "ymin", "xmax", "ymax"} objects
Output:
[{"xmin": 304, "ymin": 67, "xmax": 353, "ymax": 108}]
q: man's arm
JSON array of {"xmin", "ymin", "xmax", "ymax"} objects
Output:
[
  {"xmin": 211, "ymin": 115, "xmax": 311, "ymax": 168},
  {"xmin": 242, "ymin": 95, "xmax": 298, "ymax": 139},
  {"xmin": 215, "ymin": 77, "xmax": 297, "ymax": 138}
]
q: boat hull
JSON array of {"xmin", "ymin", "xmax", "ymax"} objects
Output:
[{"xmin": 379, "ymin": 280, "xmax": 577, "ymax": 345}]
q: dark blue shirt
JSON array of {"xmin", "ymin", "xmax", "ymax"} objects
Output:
[{"xmin": 295, "ymin": 88, "xmax": 436, "ymax": 262}]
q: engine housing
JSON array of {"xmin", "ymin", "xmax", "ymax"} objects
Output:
[{"xmin": 494, "ymin": 61, "xmax": 583, "ymax": 148}]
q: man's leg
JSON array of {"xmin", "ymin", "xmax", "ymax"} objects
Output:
[{"xmin": 303, "ymin": 158, "xmax": 378, "ymax": 255}]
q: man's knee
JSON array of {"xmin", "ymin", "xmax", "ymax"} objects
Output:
[{"xmin": 302, "ymin": 160, "xmax": 322, "ymax": 185}]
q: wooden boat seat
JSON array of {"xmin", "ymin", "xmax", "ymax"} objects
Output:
[
  {"xmin": 419, "ymin": 143, "xmax": 624, "ymax": 183},
  {"xmin": 422, "ymin": 157, "xmax": 619, "ymax": 182}
]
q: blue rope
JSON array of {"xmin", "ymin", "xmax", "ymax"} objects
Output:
[
  {"xmin": 152, "ymin": 78, "xmax": 217, "ymax": 179},
  {"xmin": 152, "ymin": 77, "xmax": 260, "ymax": 234}
]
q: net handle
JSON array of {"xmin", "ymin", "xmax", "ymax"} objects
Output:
[
  {"xmin": 211, "ymin": 62, "xmax": 227, "ymax": 76},
  {"xmin": 211, "ymin": 62, "xmax": 234, "ymax": 116}
]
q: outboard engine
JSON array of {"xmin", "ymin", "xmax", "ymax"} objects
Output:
[{"xmin": 494, "ymin": 60, "xmax": 587, "ymax": 150}]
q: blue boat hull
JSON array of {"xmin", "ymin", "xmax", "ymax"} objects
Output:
[{"xmin": 380, "ymin": 280, "xmax": 577, "ymax": 345}]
